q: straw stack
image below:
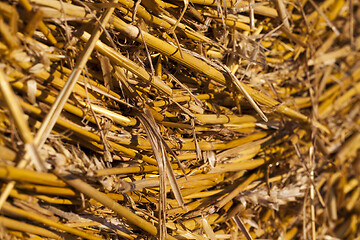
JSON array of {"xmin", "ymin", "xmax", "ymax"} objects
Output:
[{"xmin": 0, "ymin": 0, "xmax": 359, "ymax": 239}]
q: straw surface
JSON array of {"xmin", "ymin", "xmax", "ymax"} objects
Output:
[{"xmin": 0, "ymin": 0, "xmax": 359, "ymax": 239}]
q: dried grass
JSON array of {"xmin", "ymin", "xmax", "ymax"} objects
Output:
[{"xmin": 0, "ymin": 0, "xmax": 359, "ymax": 239}]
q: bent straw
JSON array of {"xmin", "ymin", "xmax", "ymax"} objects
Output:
[
  {"xmin": 138, "ymin": 111, "xmax": 169, "ymax": 239},
  {"xmin": 139, "ymin": 108, "xmax": 185, "ymax": 207}
]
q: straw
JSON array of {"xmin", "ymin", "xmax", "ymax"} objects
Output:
[{"xmin": 0, "ymin": 0, "xmax": 359, "ymax": 238}]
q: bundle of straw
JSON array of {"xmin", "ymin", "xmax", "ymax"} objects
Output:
[{"xmin": 0, "ymin": 0, "xmax": 359, "ymax": 239}]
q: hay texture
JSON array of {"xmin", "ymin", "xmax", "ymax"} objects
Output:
[{"xmin": 0, "ymin": 0, "xmax": 359, "ymax": 239}]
